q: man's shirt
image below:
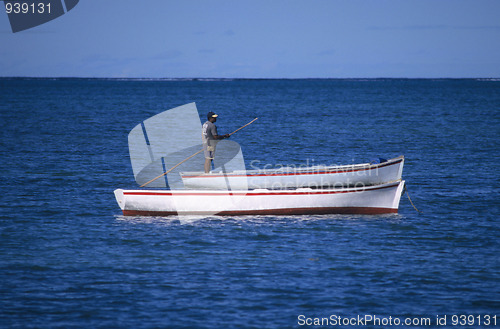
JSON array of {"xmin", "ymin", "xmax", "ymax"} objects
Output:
[{"xmin": 202, "ymin": 120, "xmax": 218, "ymax": 146}]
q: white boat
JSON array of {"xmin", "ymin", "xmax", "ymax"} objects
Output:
[
  {"xmin": 114, "ymin": 180, "xmax": 405, "ymax": 216},
  {"xmin": 116, "ymin": 104, "xmax": 407, "ymax": 217},
  {"xmin": 180, "ymin": 156, "xmax": 404, "ymax": 190}
]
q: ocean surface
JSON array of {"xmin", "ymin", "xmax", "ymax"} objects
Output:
[{"xmin": 0, "ymin": 78, "xmax": 499, "ymax": 328}]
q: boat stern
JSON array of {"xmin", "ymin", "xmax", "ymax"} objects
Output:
[
  {"xmin": 396, "ymin": 155, "xmax": 405, "ymax": 181},
  {"xmin": 114, "ymin": 189, "xmax": 125, "ymax": 211}
]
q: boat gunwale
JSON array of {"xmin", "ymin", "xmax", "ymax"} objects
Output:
[{"xmin": 121, "ymin": 180, "xmax": 403, "ymax": 197}]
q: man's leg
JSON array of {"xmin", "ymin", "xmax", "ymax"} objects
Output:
[
  {"xmin": 204, "ymin": 158, "xmax": 211, "ymax": 173},
  {"xmin": 203, "ymin": 143, "xmax": 212, "ymax": 173}
]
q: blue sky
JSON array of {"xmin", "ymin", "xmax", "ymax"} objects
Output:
[{"xmin": 1, "ymin": 0, "xmax": 499, "ymax": 78}]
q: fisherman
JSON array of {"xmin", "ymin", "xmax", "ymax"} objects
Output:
[{"xmin": 202, "ymin": 111, "xmax": 230, "ymax": 173}]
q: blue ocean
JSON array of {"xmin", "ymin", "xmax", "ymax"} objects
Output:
[{"xmin": 0, "ymin": 78, "xmax": 499, "ymax": 328}]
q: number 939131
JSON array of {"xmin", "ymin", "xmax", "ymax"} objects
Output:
[{"xmin": 5, "ymin": 2, "xmax": 51, "ymax": 14}]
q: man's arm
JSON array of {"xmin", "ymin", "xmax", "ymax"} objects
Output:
[
  {"xmin": 211, "ymin": 124, "xmax": 229, "ymax": 139},
  {"xmin": 213, "ymin": 133, "xmax": 230, "ymax": 139}
]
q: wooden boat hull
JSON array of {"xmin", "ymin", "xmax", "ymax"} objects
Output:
[
  {"xmin": 114, "ymin": 180, "xmax": 405, "ymax": 216},
  {"xmin": 180, "ymin": 156, "xmax": 404, "ymax": 190}
]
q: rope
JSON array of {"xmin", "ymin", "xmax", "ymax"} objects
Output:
[{"xmin": 404, "ymin": 184, "xmax": 422, "ymax": 214}]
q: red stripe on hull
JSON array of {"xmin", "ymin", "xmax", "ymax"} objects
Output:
[{"xmin": 122, "ymin": 207, "xmax": 398, "ymax": 217}]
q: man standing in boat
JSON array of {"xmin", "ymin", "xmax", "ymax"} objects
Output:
[{"xmin": 203, "ymin": 111, "xmax": 230, "ymax": 173}]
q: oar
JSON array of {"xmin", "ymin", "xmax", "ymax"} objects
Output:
[{"xmin": 139, "ymin": 117, "xmax": 258, "ymax": 188}]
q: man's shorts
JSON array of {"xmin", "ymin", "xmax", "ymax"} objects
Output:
[{"xmin": 203, "ymin": 143, "xmax": 215, "ymax": 160}]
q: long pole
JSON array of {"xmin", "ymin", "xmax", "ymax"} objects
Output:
[
  {"xmin": 226, "ymin": 117, "xmax": 258, "ymax": 136},
  {"xmin": 139, "ymin": 118, "xmax": 258, "ymax": 188}
]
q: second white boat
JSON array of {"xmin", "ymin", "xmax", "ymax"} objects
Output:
[{"xmin": 180, "ymin": 156, "xmax": 404, "ymax": 190}]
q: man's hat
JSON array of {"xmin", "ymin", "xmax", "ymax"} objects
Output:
[{"xmin": 207, "ymin": 111, "xmax": 218, "ymax": 119}]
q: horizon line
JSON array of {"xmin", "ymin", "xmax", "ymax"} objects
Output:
[{"xmin": 1, "ymin": 76, "xmax": 499, "ymax": 81}]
